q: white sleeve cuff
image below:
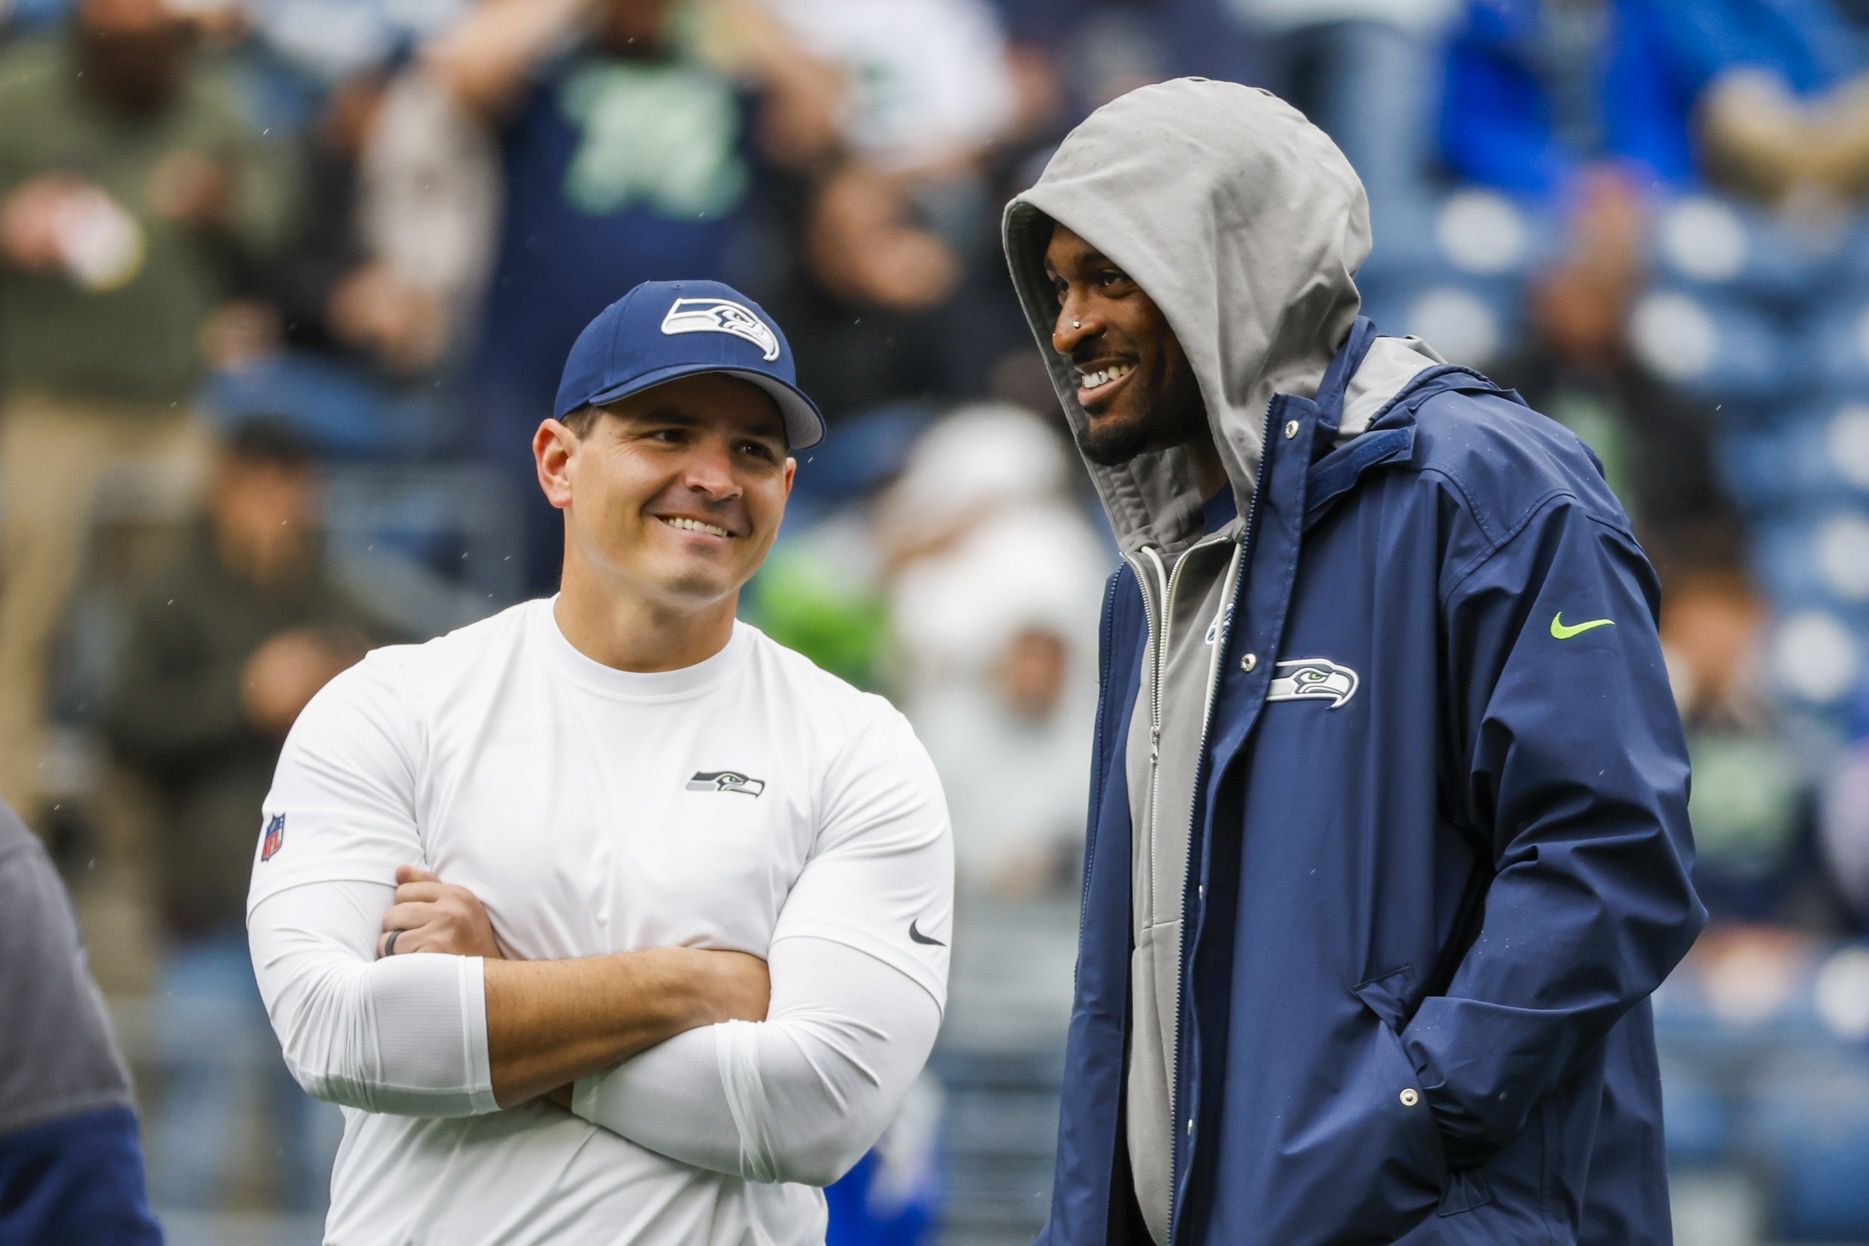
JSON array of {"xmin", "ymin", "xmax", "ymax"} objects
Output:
[{"xmin": 250, "ymin": 881, "xmax": 497, "ymax": 1118}]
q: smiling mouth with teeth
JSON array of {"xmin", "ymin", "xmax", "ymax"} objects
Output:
[
  {"xmin": 661, "ymin": 516, "xmax": 734, "ymax": 539},
  {"xmin": 1077, "ymin": 362, "xmax": 1134, "ymax": 392}
]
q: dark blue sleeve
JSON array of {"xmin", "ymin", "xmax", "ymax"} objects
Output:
[
  {"xmin": 1401, "ymin": 497, "xmax": 1704, "ymax": 1169},
  {"xmin": 0, "ymin": 1106, "xmax": 163, "ymax": 1246}
]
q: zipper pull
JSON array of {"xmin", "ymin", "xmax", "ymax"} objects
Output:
[{"xmin": 1150, "ymin": 724, "xmax": 1161, "ymax": 764}]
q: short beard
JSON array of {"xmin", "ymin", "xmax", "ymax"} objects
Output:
[{"xmin": 1076, "ymin": 414, "xmax": 1155, "ymax": 467}]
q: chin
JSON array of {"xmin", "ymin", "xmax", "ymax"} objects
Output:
[
  {"xmin": 651, "ymin": 563, "xmax": 745, "ymax": 607},
  {"xmin": 1078, "ymin": 410, "xmax": 1154, "ymax": 467}
]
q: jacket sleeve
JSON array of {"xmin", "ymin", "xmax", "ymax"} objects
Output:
[{"xmin": 1400, "ymin": 494, "xmax": 1705, "ymax": 1169}]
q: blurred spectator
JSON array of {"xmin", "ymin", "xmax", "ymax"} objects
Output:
[
  {"xmin": 990, "ymin": 0, "xmax": 1245, "ymax": 104},
  {"xmin": 1492, "ymin": 172, "xmax": 1738, "ymax": 566},
  {"xmin": 0, "ymin": 0, "xmax": 297, "ymax": 815},
  {"xmin": 0, "ymin": 796, "xmax": 162, "ymax": 1245},
  {"xmin": 1439, "ymin": 0, "xmax": 1865, "ymax": 202},
  {"xmin": 99, "ymin": 418, "xmax": 394, "ymax": 1210},
  {"xmin": 270, "ymin": 67, "xmax": 454, "ymax": 379},
  {"xmin": 1225, "ymin": 0, "xmax": 1456, "ymax": 224},
  {"xmin": 876, "ymin": 405, "xmax": 1106, "ymax": 901},
  {"xmin": 760, "ymin": 0, "xmax": 1017, "ymax": 176},
  {"xmin": 1663, "ymin": 557, "xmax": 1846, "ymax": 931},
  {"xmin": 767, "ymin": 162, "xmax": 970, "ymax": 427},
  {"xmin": 420, "ymin": 0, "xmax": 842, "ymax": 592}
]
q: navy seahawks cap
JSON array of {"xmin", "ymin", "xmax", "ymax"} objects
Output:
[{"xmin": 554, "ymin": 279, "xmax": 825, "ymax": 450}]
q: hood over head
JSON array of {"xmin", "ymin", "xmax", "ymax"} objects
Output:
[{"xmin": 1003, "ymin": 78, "xmax": 1371, "ymax": 553}]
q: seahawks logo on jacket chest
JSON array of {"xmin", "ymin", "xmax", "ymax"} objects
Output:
[{"xmin": 1264, "ymin": 658, "xmax": 1359, "ymax": 708}]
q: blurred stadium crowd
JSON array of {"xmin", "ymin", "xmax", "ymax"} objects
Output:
[{"xmin": 7, "ymin": 0, "xmax": 1869, "ymax": 1242}]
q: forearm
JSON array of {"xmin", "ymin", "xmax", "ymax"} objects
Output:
[
  {"xmin": 254, "ymin": 883, "xmax": 756, "ymax": 1115},
  {"xmin": 484, "ymin": 948, "xmax": 729, "ymax": 1107},
  {"xmin": 569, "ymin": 938, "xmax": 940, "ymax": 1186},
  {"xmin": 422, "ymin": 0, "xmax": 594, "ymax": 121}
]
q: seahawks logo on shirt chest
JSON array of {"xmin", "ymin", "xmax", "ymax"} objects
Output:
[{"xmin": 687, "ymin": 770, "xmax": 766, "ymax": 797}]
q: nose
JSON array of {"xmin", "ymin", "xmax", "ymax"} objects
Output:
[
  {"xmin": 1051, "ymin": 292, "xmax": 1100, "ymax": 356},
  {"xmin": 679, "ymin": 435, "xmax": 742, "ymax": 501}
]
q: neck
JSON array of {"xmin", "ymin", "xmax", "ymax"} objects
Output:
[{"xmin": 553, "ymin": 566, "xmax": 737, "ymax": 673}]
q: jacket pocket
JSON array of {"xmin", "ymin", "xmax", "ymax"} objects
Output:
[{"xmin": 1351, "ymin": 967, "xmax": 1493, "ymax": 1220}]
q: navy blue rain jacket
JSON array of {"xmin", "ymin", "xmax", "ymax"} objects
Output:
[{"xmin": 1040, "ymin": 321, "xmax": 1705, "ymax": 1245}]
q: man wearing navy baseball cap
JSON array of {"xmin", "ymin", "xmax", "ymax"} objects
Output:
[{"xmin": 247, "ymin": 279, "xmax": 954, "ymax": 1245}]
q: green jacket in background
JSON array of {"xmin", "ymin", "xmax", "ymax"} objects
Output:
[{"xmin": 0, "ymin": 33, "xmax": 297, "ymax": 405}]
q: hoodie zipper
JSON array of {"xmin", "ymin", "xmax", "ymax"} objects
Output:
[
  {"xmin": 1121, "ymin": 499, "xmax": 1245, "ymax": 1240},
  {"xmin": 1167, "ymin": 396, "xmax": 1279, "ymax": 1244}
]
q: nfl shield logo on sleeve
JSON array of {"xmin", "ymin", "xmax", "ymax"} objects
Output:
[{"xmin": 261, "ymin": 813, "xmax": 286, "ymax": 862}]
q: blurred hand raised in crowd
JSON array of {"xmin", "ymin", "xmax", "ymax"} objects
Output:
[
  {"xmin": 328, "ymin": 262, "xmax": 450, "ymax": 374},
  {"xmin": 241, "ymin": 628, "xmax": 365, "ymax": 737},
  {"xmin": 148, "ymin": 150, "xmax": 232, "ymax": 227},
  {"xmin": 199, "ymin": 298, "xmax": 282, "ymax": 370},
  {"xmin": 0, "ymin": 175, "xmax": 81, "ymax": 271}
]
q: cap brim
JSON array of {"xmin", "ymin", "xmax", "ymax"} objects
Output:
[{"xmin": 584, "ymin": 363, "xmax": 826, "ymax": 451}]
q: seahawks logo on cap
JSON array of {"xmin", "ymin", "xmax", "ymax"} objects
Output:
[
  {"xmin": 661, "ymin": 297, "xmax": 781, "ymax": 361},
  {"xmin": 687, "ymin": 770, "xmax": 766, "ymax": 797}
]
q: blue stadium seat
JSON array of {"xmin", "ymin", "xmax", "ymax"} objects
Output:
[
  {"xmin": 1747, "ymin": 1054, "xmax": 1869, "ymax": 1241},
  {"xmin": 1358, "ymin": 275, "xmax": 1518, "ymax": 372},
  {"xmin": 1648, "ymin": 194, "xmax": 1840, "ymax": 313},
  {"xmin": 198, "ymin": 352, "xmax": 451, "ymax": 463},
  {"xmin": 1762, "ymin": 605, "xmax": 1866, "ymax": 711},
  {"xmin": 1384, "ymin": 190, "xmax": 1557, "ymax": 282},
  {"xmin": 1796, "ymin": 285, "xmax": 1869, "ymax": 400},
  {"xmin": 1718, "ymin": 402, "xmax": 1869, "ymax": 515},
  {"xmin": 1627, "ymin": 286, "xmax": 1800, "ymax": 407}
]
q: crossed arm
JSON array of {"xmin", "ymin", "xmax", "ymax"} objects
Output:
[{"xmin": 248, "ymin": 869, "xmax": 939, "ymax": 1185}]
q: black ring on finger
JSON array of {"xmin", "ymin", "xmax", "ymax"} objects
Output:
[{"xmin": 384, "ymin": 929, "xmax": 401, "ymax": 958}]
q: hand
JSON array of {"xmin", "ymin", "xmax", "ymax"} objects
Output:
[
  {"xmin": 241, "ymin": 629, "xmax": 361, "ymax": 735},
  {"xmin": 327, "ymin": 262, "xmax": 449, "ymax": 373},
  {"xmin": 148, "ymin": 150, "xmax": 231, "ymax": 227},
  {"xmin": 378, "ymin": 864, "xmax": 506, "ymax": 959},
  {"xmin": 1, "ymin": 175, "xmax": 85, "ymax": 271}
]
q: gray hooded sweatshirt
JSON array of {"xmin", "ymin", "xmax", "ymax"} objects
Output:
[{"xmin": 1003, "ymin": 78, "xmax": 1441, "ymax": 1243}]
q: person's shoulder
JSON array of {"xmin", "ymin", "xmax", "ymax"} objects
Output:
[
  {"xmin": 1404, "ymin": 373, "xmax": 1635, "ymax": 541},
  {"xmin": 325, "ymin": 600, "xmax": 539, "ymax": 707},
  {"xmin": 743, "ymin": 624, "xmax": 901, "ymax": 716},
  {"xmin": 740, "ymin": 624, "xmax": 919, "ymax": 758}
]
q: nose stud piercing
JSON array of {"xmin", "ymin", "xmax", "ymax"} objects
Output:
[{"xmin": 1073, "ymin": 320, "xmax": 1081, "ymax": 329}]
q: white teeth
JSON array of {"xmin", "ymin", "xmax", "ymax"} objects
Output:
[
  {"xmin": 1078, "ymin": 362, "xmax": 1134, "ymax": 390},
  {"xmin": 664, "ymin": 516, "xmax": 731, "ymax": 537}
]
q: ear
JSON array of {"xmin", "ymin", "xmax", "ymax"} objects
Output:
[
  {"xmin": 782, "ymin": 456, "xmax": 797, "ymax": 499},
  {"xmin": 535, "ymin": 419, "xmax": 577, "ymax": 510}
]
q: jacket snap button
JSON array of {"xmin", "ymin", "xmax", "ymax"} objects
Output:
[
  {"xmin": 1240, "ymin": 652, "xmax": 1257, "ymax": 672},
  {"xmin": 1283, "ymin": 419, "xmax": 1300, "ymax": 439},
  {"xmin": 1400, "ymin": 1089, "xmax": 1420, "ymax": 1108}
]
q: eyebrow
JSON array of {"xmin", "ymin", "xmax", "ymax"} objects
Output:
[
  {"xmin": 632, "ymin": 405, "xmax": 786, "ymax": 445},
  {"xmin": 1044, "ymin": 248, "xmax": 1117, "ymax": 280}
]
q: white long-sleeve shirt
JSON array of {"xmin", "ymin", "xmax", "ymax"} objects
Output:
[{"xmin": 246, "ymin": 602, "xmax": 953, "ymax": 1245}]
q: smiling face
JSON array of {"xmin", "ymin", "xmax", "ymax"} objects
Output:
[
  {"xmin": 540, "ymin": 373, "xmax": 795, "ymax": 617},
  {"xmin": 1043, "ymin": 223, "xmax": 1207, "ymax": 467}
]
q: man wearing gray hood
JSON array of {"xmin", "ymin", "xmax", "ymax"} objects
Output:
[{"xmin": 1003, "ymin": 79, "xmax": 1703, "ymax": 1244}]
